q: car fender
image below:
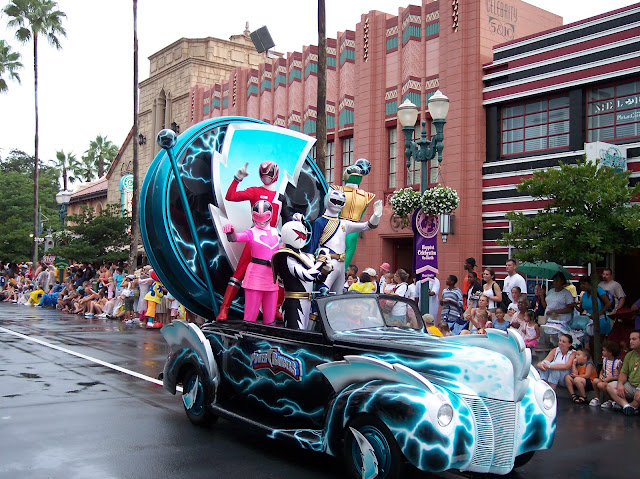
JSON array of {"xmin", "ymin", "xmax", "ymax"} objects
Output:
[
  {"xmin": 319, "ymin": 356, "xmax": 474, "ymax": 472},
  {"xmin": 161, "ymin": 320, "xmax": 219, "ymax": 395}
]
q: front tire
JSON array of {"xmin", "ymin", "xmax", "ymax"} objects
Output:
[
  {"xmin": 343, "ymin": 415, "xmax": 404, "ymax": 479},
  {"xmin": 181, "ymin": 366, "xmax": 217, "ymax": 427},
  {"xmin": 514, "ymin": 451, "xmax": 535, "ymax": 468}
]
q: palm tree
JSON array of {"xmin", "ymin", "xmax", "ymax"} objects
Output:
[
  {"xmin": 128, "ymin": 0, "xmax": 140, "ymax": 271},
  {"xmin": 78, "ymin": 153, "xmax": 96, "ymax": 183},
  {"xmin": 86, "ymin": 134, "xmax": 119, "ymax": 177},
  {"xmin": 0, "ymin": 39, "xmax": 22, "ymax": 93},
  {"xmin": 52, "ymin": 149, "xmax": 79, "ymax": 191},
  {"xmin": 4, "ymin": 0, "xmax": 66, "ymax": 265}
]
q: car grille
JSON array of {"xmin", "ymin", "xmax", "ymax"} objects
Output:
[{"xmin": 462, "ymin": 396, "xmax": 517, "ymax": 470}]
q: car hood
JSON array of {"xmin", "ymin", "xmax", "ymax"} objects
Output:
[{"xmin": 332, "ymin": 328, "xmax": 531, "ymax": 402}]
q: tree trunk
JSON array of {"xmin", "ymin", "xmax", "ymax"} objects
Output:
[
  {"xmin": 316, "ymin": 0, "xmax": 327, "ymax": 177},
  {"xmin": 32, "ymin": 33, "xmax": 39, "ymax": 266},
  {"xmin": 590, "ymin": 259, "xmax": 602, "ymax": 366},
  {"xmin": 98, "ymin": 155, "xmax": 104, "ymax": 177},
  {"xmin": 63, "ymin": 167, "xmax": 67, "ymax": 191},
  {"xmin": 128, "ymin": 0, "xmax": 140, "ymax": 271}
]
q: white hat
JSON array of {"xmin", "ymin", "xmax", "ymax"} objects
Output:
[{"xmin": 363, "ymin": 267, "xmax": 377, "ymax": 277}]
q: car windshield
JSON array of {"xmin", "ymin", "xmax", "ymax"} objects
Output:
[{"xmin": 325, "ymin": 295, "xmax": 422, "ymax": 332}]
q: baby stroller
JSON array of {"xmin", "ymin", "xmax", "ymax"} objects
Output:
[{"xmin": 542, "ymin": 315, "xmax": 592, "ymax": 348}]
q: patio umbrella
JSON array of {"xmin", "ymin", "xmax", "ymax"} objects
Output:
[{"xmin": 516, "ymin": 261, "xmax": 573, "ymax": 280}]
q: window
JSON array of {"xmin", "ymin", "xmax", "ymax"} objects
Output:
[
  {"xmin": 406, "ymin": 125, "xmax": 421, "ymax": 186},
  {"xmin": 342, "ymin": 137, "xmax": 354, "ymax": 178},
  {"xmin": 388, "ymin": 128, "xmax": 397, "ymax": 189},
  {"xmin": 588, "ymin": 80, "xmax": 640, "ymax": 142},
  {"xmin": 325, "ymin": 141, "xmax": 335, "ymax": 184},
  {"xmin": 501, "ymin": 95, "xmax": 570, "ymax": 155}
]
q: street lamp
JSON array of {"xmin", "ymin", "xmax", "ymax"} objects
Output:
[
  {"xmin": 398, "ymin": 89, "xmax": 449, "ymax": 314},
  {"xmin": 55, "ymin": 189, "xmax": 72, "ymax": 225}
]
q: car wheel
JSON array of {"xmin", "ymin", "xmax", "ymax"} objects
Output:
[
  {"xmin": 181, "ymin": 366, "xmax": 217, "ymax": 427},
  {"xmin": 514, "ymin": 451, "xmax": 535, "ymax": 468},
  {"xmin": 344, "ymin": 415, "xmax": 404, "ymax": 479}
]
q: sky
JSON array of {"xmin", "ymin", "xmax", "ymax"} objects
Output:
[{"xmin": 0, "ymin": 0, "xmax": 637, "ymax": 184}]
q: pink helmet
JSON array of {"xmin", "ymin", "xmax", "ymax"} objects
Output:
[
  {"xmin": 259, "ymin": 161, "xmax": 279, "ymax": 185},
  {"xmin": 252, "ymin": 200, "xmax": 273, "ymax": 229}
]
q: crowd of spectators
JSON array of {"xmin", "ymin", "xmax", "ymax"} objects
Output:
[{"xmin": 0, "ymin": 261, "xmax": 183, "ymax": 328}]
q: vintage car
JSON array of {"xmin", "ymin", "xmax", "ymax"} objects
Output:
[{"xmin": 161, "ymin": 293, "xmax": 556, "ymax": 479}]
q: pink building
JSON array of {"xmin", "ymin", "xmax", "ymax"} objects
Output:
[{"xmin": 189, "ymin": 0, "xmax": 562, "ymax": 284}]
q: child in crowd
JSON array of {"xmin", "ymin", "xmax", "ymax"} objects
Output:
[
  {"xmin": 492, "ymin": 307, "xmax": 510, "ymax": 331},
  {"xmin": 437, "ymin": 322, "xmax": 451, "ymax": 336},
  {"xmin": 590, "ymin": 341, "xmax": 622, "ymax": 407},
  {"xmin": 473, "ymin": 310, "xmax": 492, "ymax": 334},
  {"xmin": 521, "ymin": 310, "xmax": 540, "ymax": 348},
  {"xmin": 565, "ymin": 348, "xmax": 597, "ymax": 404}
]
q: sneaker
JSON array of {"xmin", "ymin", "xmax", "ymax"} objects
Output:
[
  {"xmin": 623, "ymin": 405, "xmax": 637, "ymax": 416},
  {"xmin": 96, "ymin": 313, "xmax": 107, "ymax": 319},
  {"xmin": 151, "ymin": 322, "xmax": 163, "ymax": 329},
  {"xmin": 146, "ymin": 321, "xmax": 154, "ymax": 328},
  {"xmin": 84, "ymin": 313, "xmax": 94, "ymax": 318},
  {"xmin": 601, "ymin": 400, "xmax": 614, "ymax": 409},
  {"xmin": 589, "ymin": 397, "xmax": 601, "ymax": 407},
  {"xmin": 612, "ymin": 402, "xmax": 623, "ymax": 412},
  {"xmin": 124, "ymin": 319, "xmax": 135, "ymax": 324}
]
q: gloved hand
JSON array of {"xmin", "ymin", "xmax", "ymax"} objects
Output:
[
  {"xmin": 235, "ymin": 162, "xmax": 249, "ymax": 182},
  {"xmin": 222, "ymin": 224, "xmax": 235, "ymax": 234},
  {"xmin": 368, "ymin": 199, "xmax": 383, "ymax": 227}
]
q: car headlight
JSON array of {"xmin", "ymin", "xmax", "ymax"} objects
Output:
[
  {"xmin": 542, "ymin": 389, "xmax": 555, "ymax": 410},
  {"xmin": 437, "ymin": 403, "xmax": 454, "ymax": 427}
]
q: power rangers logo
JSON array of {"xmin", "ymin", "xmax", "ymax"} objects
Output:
[{"xmin": 251, "ymin": 347, "xmax": 302, "ymax": 381}]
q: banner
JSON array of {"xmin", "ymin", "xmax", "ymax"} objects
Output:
[{"xmin": 412, "ymin": 208, "xmax": 439, "ymax": 284}]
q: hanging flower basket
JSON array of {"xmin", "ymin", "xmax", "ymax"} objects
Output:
[
  {"xmin": 420, "ymin": 185, "xmax": 459, "ymax": 216},
  {"xmin": 389, "ymin": 188, "xmax": 421, "ymax": 227},
  {"xmin": 390, "ymin": 186, "xmax": 460, "ymax": 228}
]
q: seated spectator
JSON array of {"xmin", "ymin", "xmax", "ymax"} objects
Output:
[
  {"xmin": 492, "ymin": 307, "xmax": 510, "ymax": 331},
  {"xmin": 463, "ymin": 295, "xmax": 492, "ymax": 333},
  {"xmin": 36, "ymin": 283, "xmax": 63, "ymax": 308},
  {"xmin": 590, "ymin": 340, "xmax": 622, "ymax": 407},
  {"xmin": 536, "ymin": 333, "xmax": 576, "ymax": 390},
  {"xmin": 461, "ymin": 309, "xmax": 491, "ymax": 335},
  {"xmin": 438, "ymin": 322, "xmax": 451, "ymax": 336},
  {"xmin": 422, "ymin": 314, "xmax": 443, "ymax": 336},
  {"xmin": 606, "ymin": 330, "xmax": 640, "ymax": 415},
  {"xmin": 521, "ymin": 310, "xmax": 540, "ymax": 348},
  {"xmin": 565, "ymin": 348, "xmax": 597, "ymax": 404}
]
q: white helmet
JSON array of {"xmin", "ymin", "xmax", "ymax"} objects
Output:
[
  {"xmin": 325, "ymin": 187, "xmax": 346, "ymax": 216},
  {"xmin": 281, "ymin": 221, "xmax": 309, "ymax": 250}
]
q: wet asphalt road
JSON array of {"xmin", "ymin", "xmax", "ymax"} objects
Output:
[{"xmin": 1, "ymin": 303, "xmax": 639, "ymax": 479}]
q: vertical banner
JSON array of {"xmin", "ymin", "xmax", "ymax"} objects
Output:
[
  {"xmin": 119, "ymin": 174, "xmax": 134, "ymax": 216},
  {"xmin": 412, "ymin": 209, "xmax": 439, "ymax": 310}
]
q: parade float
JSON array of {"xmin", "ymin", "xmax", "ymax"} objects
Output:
[{"xmin": 140, "ymin": 117, "xmax": 556, "ymax": 479}]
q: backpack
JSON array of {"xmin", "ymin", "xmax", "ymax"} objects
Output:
[{"xmin": 494, "ymin": 282, "xmax": 511, "ymax": 311}]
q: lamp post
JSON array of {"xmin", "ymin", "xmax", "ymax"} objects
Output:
[
  {"xmin": 397, "ymin": 89, "xmax": 449, "ymax": 314},
  {"xmin": 55, "ymin": 189, "xmax": 72, "ymax": 226}
]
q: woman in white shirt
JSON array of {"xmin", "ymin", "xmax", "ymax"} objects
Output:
[{"xmin": 481, "ymin": 268, "xmax": 502, "ymax": 310}]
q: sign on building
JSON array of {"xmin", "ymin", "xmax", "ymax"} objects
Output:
[
  {"xmin": 119, "ymin": 174, "xmax": 134, "ymax": 216},
  {"xmin": 585, "ymin": 141, "xmax": 627, "ymax": 172}
]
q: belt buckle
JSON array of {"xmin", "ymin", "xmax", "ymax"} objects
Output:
[{"xmin": 338, "ymin": 253, "xmax": 346, "ymax": 262}]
